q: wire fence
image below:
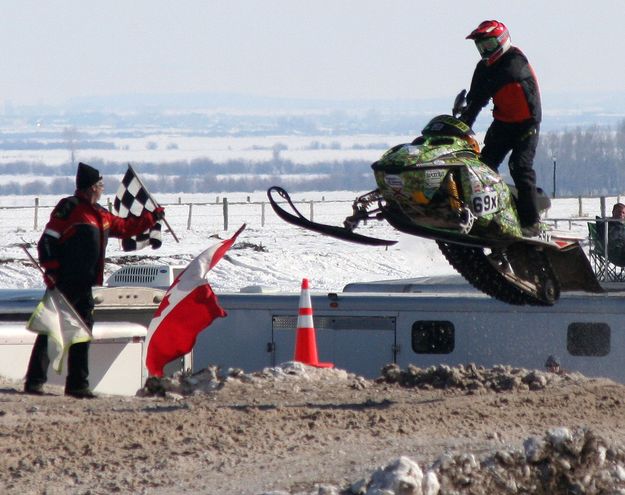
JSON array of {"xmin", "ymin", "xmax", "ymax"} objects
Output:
[
  {"xmin": 0, "ymin": 196, "xmax": 357, "ymax": 234},
  {"xmin": 0, "ymin": 194, "xmax": 619, "ymax": 236},
  {"xmin": 4, "ymin": 194, "xmax": 625, "ymax": 285}
]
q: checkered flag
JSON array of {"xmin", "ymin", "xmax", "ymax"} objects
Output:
[{"xmin": 113, "ymin": 166, "xmax": 163, "ymax": 251}]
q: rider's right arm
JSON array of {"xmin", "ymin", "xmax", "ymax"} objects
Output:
[{"xmin": 462, "ymin": 62, "xmax": 491, "ymax": 127}]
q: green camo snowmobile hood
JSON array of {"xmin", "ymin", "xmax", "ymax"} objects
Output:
[{"xmin": 372, "ymin": 134, "xmax": 522, "ymax": 238}]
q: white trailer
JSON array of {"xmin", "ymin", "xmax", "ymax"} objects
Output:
[{"xmin": 193, "ymin": 282, "xmax": 623, "ymax": 381}]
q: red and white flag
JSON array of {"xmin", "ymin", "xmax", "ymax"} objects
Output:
[{"xmin": 145, "ymin": 224, "xmax": 246, "ymax": 377}]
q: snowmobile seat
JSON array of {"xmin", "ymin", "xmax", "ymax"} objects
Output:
[
  {"xmin": 506, "ymin": 185, "xmax": 552, "ymax": 213},
  {"xmin": 588, "ymin": 221, "xmax": 625, "ymax": 282}
]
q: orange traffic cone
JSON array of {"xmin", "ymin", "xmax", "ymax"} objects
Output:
[{"xmin": 293, "ymin": 278, "xmax": 333, "ymax": 368}]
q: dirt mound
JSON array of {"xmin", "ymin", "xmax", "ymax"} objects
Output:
[
  {"xmin": 140, "ymin": 361, "xmax": 578, "ymax": 398},
  {"xmin": 378, "ymin": 362, "xmax": 578, "ymax": 392},
  {"xmin": 346, "ymin": 427, "xmax": 625, "ymax": 495}
]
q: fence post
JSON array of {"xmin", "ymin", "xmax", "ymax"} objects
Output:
[
  {"xmin": 187, "ymin": 203, "xmax": 193, "ymax": 230},
  {"xmin": 33, "ymin": 197, "xmax": 39, "ymax": 230},
  {"xmin": 223, "ymin": 197, "xmax": 229, "ymax": 231},
  {"xmin": 578, "ymin": 197, "xmax": 583, "ymax": 217},
  {"xmin": 261, "ymin": 202, "xmax": 266, "ymax": 227},
  {"xmin": 309, "ymin": 200, "xmax": 314, "ymax": 222}
]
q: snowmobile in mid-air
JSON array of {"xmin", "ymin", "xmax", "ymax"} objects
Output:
[{"xmin": 267, "ymin": 112, "xmax": 602, "ymax": 306}]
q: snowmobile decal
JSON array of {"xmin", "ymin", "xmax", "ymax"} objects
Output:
[{"xmin": 470, "ymin": 190, "xmax": 500, "ymax": 217}]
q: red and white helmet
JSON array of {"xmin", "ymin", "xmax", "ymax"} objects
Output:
[{"xmin": 466, "ymin": 20, "xmax": 511, "ymax": 65}]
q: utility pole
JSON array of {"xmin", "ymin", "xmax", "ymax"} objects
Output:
[
  {"xmin": 64, "ymin": 126, "xmax": 78, "ymax": 168},
  {"xmin": 552, "ymin": 156, "xmax": 557, "ymax": 198}
]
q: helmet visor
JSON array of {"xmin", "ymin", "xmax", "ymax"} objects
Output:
[{"xmin": 475, "ymin": 37, "xmax": 499, "ymax": 57}]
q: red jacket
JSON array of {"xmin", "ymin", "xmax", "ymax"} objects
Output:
[
  {"xmin": 462, "ymin": 46, "xmax": 541, "ymax": 127},
  {"xmin": 38, "ymin": 195, "xmax": 156, "ymax": 288}
]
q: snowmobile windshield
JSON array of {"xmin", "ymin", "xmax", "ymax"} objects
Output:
[
  {"xmin": 422, "ymin": 115, "xmax": 472, "ymax": 139},
  {"xmin": 475, "ymin": 37, "xmax": 499, "ymax": 57},
  {"xmin": 421, "ymin": 115, "xmax": 479, "ymax": 153}
]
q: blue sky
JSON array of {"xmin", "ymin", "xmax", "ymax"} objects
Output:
[{"xmin": 1, "ymin": 1, "xmax": 624, "ymax": 105}]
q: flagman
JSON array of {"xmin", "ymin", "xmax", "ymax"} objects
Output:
[{"xmin": 24, "ymin": 162, "xmax": 165, "ymax": 398}]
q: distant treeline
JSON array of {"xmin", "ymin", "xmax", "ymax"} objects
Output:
[
  {"xmin": 534, "ymin": 121, "xmax": 625, "ymax": 197},
  {"xmin": 0, "ymin": 140, "xmax": 115, "ymax": 150},
  {"xmin": 0, "ymin": 159, "xmax": 377, "ymax": 195},
  {"xmin": 2, "ymin": 123, "xmax": 625, "ymax": 196}
]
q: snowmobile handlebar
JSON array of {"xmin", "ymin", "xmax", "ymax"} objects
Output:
[{"xmin": 452, "ymin": 89, "xmax": 467, "ymax": 118}]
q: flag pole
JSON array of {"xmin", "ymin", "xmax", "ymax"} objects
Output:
[
  {"xmin": 21, "ymin": 245, "xmax": 92, "ymax": 337},
  {"xmin": 21, "ymin": 245, "xmax": 45, "ymax": 276},
  {"xmin": 127, "ymin": 163, "xmax": 180, "ymax": 243}
]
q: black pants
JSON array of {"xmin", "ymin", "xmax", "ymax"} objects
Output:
[
  {"xmin": 608, "ymin": 223, "xmax": 625, "ymax": 266},
  {"xmin": 480, "ymin": 120, "xmax": 540, "ymax": 228},
  {"xmin": 25, "ymin": 287, "xmax": 95, "ymax": 391}
]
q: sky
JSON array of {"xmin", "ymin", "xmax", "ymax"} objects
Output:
[{"xmin": 1, "ymin": 0, "xmax": 624, "ymax": 107}]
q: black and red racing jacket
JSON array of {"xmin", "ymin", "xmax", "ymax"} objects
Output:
[
  {"xmin": 38, "ymin": 195, "xmax": 157, "ymax": 288},
  {"xmin": 462, "ymin": 46, "xmax": 541, "ymax": 128}
]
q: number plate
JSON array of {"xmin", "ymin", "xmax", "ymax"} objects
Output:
[{"xmin": 471, "ymin": 191, "xmax": 501, "ymax": 217}]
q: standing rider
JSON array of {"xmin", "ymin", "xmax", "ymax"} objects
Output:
[{"xmin": 458, "ymin": 20, "xmax": 543, "ymax": 237}]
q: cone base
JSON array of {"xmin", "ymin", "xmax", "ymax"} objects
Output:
[
  {"xmin": 313, "ymin": 362, "xmax": 334, "ymax": 369},
  {"xmin": 294, "ymin": 359, "xmax": 334, "ymax": 369}
]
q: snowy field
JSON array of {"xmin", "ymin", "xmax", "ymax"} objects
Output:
[
  {"xmin": 0, "ymin": 131, "xmax": 486, "ymax": 188},
  {"xmin": 0, "ymin": 191, "xmax": 615, "ymax": 292},
  {"xmin": 0, "ymin": 132, "xmax": 412, "ymax": 171}
]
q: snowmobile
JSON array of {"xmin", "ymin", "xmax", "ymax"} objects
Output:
[{"xmin": 267, "ymin": 113, "xmax": 602, "ymax": 306}]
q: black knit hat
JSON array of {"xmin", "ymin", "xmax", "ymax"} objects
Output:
[{"xmin": 76, "ymin": 162, "xmax": 102, "ymax": 189}]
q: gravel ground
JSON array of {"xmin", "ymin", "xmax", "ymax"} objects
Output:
[{"xmin": 2, "ymin": 362, "xmax": 625, "ymax": 494}]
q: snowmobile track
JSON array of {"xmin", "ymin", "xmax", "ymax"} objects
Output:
[{"xmin": 436, "ymin": 241, "xmax": 556, "ymax": 306}]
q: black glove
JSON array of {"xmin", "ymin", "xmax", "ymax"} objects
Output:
[
  {"xmin": 153, "ymin": 206, "xmax": 165, "ymax": 221},
  {"xmin": 452, "ymin": 89, "xmax": 467, "ymax": 118}
]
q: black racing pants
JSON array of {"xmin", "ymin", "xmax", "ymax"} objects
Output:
[
  {"xmin": 25, "ymin": 286, "xmax": 95, "ymax": 392},
  {"xmin": 480, "ymin": 120, "xmax": 541, "ymax": 228}
]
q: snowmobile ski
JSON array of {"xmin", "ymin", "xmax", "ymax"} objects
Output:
[{"xmin": 267, "ymin": 186, "xmax": 397, "ymax": 247}]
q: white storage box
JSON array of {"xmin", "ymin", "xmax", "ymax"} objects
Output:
[{"xmin": 0, "ymin": 321, "xmax": 147, "ymax": 396}]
